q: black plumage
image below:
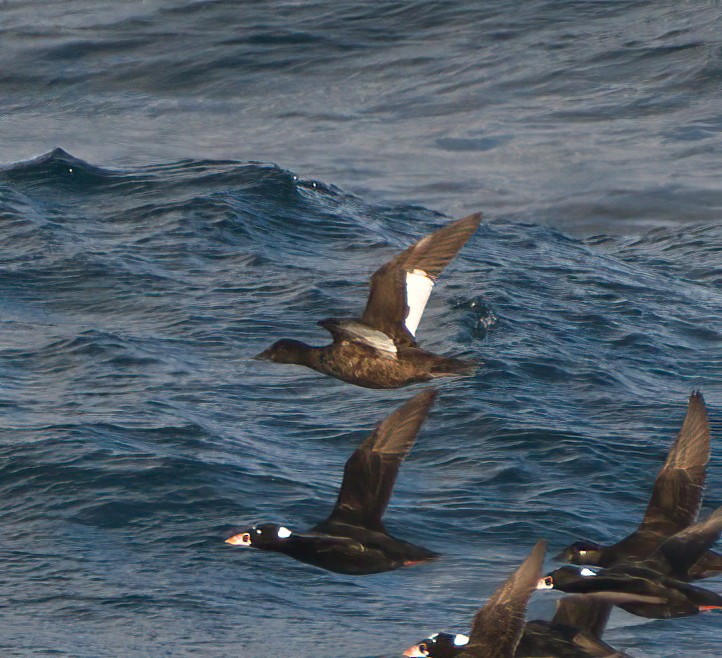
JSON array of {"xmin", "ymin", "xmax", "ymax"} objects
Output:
[
  {"xmin": 225, "ymin": 389, "xmax": 439, "ymax": 574},
  {"xmin": 556, "ymin": 392, "xmax": 721, "ymax": 580},
  {"xmin": 404, "ymin": 541, "xmax": 546, "ymax": 658},
  {"xmin": 538, "ymin": 563, "xmax": 722, "ymax": 619},
  {"xmin": 404, "ymin": 594, "xmax": 630, "ymax": 657}
]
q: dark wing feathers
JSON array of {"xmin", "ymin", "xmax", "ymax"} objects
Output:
[
  {"xmin": 326, "ymin": 389, "xmax": 437, "ymax": 530},
  {"xmin": 579, "ymin": 592, "xmax": 666, "ymax": 606},
  {"xmin": 656, "ymin": 505, "xmax": 722, "ymax": 576},
  {"xmin": 551, "ymin": 595, "xmax": 612, "ymax": 639},
  {"xmin": 460, "ymin": 540, "xmax": 546, "ymax": 658},
  {"xmin": 360, "ymin": 213, "xmax": 481, "ymax": 346},
  {"xmin": 389, "ymin": 212, "xmax": 483, "ymax": 279},
  {"xmin": 640, "ymin": 391, "xmax": 710, "ymax": 534}
]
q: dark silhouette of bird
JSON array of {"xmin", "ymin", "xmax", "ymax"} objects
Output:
[
  {"xmin": 556, "ymin": 392, "xmax": 721, "ymax": 580},
  {"xmin": 404, "ymin": 541, "xmax": 546, "ymax": 658},
  {"xmin": 225, "ymin": 389, "xmax": 439, "ymax": 574},
  {"xmin": 404, "ymin": 593, "xmax": 631, "ymax": 657},
  {"xmin": 538, "ymin": 559, "xmax": 722, "ymax": 619}
]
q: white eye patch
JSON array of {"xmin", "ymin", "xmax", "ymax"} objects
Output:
[
  {"xmin": 453, "ymin": 635, "xmax": 470, "ymax": 646},
  {"xmin": 580, "ymin": 568, "xmax": 598, "ymax": 577},
  {"xmin": 277, "ymin": 526, "xmax": 292, "ymax": 539}
]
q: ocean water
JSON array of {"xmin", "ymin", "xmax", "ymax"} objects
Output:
[{"xmin": 1, "ymin": 2, "xmax": 721, "ymax": 657}]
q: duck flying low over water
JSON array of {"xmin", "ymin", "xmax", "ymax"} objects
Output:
[
  {"xmin": 556, "ymin": 391, "xmax": 721, "ymax": 580},
  {"xmin": 404, "ymin": 540, "xmax": 546, "ymax": 658},
  {"xmin": 225, "ymin": 389, "xmax": 440, "ymax": 574},
  {"xmin": 537, "ymin": 562, "xmax": 722, "ymax": 619},
  {"xmin": 255, "ymin": 213, "xmax": 482, "ymax": 388},
  {"xmin": 405, "ymin": 593, "xmax": 631, "ymax": 657}
]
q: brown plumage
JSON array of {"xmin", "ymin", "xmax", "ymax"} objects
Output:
[
  {"xmin": 326, "ymin": 388, "xmax": 439, "ymax": 531},
  {"xmin": 458, "ymin": 540, "xmax": 546, "ymax": 658},
  {"xmin": 256, "ymin": 213, "xmax": 482, "ymax": 388},
  {"xmin": 556, "ymin": 392, "xmax": 720, "ymax": 580}
]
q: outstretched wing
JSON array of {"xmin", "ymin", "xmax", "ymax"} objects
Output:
[
  {"xmin": 325, "ymin": 389, "xmax": 437, "ymax": 531},
  {"xmin": 654, "ymin": 505, "xmax": 722, "ymax": 577},
  {"xmin": 459, "ymin": 540, "xmax": 546, "ymax": 658},
  {"xmin": 361, "ymin": 213, "xmax": 481, "ymax": 347},
  {"xmin": 640, "ymin": 391, "xmax": 710, "ymax": 535}
]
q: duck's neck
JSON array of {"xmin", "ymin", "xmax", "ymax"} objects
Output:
[{"xmin": 288, "ymin": 342, "xmax": 326, "ymax": 369}]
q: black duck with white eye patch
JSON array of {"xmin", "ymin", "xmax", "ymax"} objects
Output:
[
  {"xmin": 537, "ymin": 563, "xmax": 722, "ymax": 619},
  {"xmin": 226, "ymin": 523, "xmax": 292, "ymax": 549},
  {"xmin": 556, "ymin": 392, "xmax": 720, "ymax": 582},
  {"xmin": 403, "ymin": 632, "xmax": 469, "ymax": 657},
  {"xmin": 403, "ymin": 541, "xmax": 546, "ymax": 658},
  {"xmin": 224, "ymin": 390, "xmax": 440, "ymax": 575}
]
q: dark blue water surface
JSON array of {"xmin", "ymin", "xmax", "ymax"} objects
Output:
[{"xmin": 1, "ymin": 2, "xmax": 722, "ymax": 657}]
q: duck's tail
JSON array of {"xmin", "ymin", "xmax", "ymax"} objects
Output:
[{"xmin": 430, "ymin": 357, "xmax": 478, "ymax": 377}]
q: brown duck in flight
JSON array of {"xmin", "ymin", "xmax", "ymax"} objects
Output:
[{"xmin": 256, "ymin": 213, "xmax": 482, "ymax": 388}]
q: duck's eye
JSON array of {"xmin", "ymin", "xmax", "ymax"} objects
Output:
[
  {"xmin": 544, "ymin": 576, "xmax": 553, "ymax": 586},
  {"xmin": 418, "ymin": 644, "xmax": 429, "ymax": 655}
]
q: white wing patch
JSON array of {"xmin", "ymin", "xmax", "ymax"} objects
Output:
[
  {"xmin": 277, "ymin": 526, "xmax": 293, "ymax": 539},
  {"xmin": 404, "ymin": 269, "xmax": 434, "ymax": 336},
  {"xmin": 453, "ymin": 635, "xmax": 470, "ymax": 646},
  {"xmin": 337, "ymin": 321, "xmax": 398, "ymax": 355},
  {"xmin": 580, "ymin": 568, "xmax": 598, "ymax": 577}
]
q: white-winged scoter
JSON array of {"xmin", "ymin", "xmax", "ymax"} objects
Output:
[{"xmin": 256, "ymin": 213, "xmax": 482, "ymax": 388}]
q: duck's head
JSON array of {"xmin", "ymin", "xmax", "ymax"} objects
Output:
[
  {"xmin": 254, "ymin": 339, "xmax": 309, "ymax": 364},
  {"xmin": 403, "ymin": 633, "xmax": 469, "ymax": 657},
  {"xmin": 555, "ymin": 540, "xmax": 604, "ymax": 566},
  {"xmin": 537, "ymin": 565, "xmax": 599, "ymax": 592},
  {"xmin": 225, "ymin": 523, "xmax": 294, "ymax": 550}
]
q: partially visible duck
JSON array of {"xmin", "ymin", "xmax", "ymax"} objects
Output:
[
  {"xmin": 404, "ymin": 540, "xmax": 546, "ymax": 658},
  {"xmin": 256, "ymin": 213, "xmax": 482, "ymax": 388},
  {"xmin": 404, "ymin": 594, "xmax": 630, "ymax": 657},
  {"xmin": 647, "ymin": 506, "xmax": 722, "ymax": 581},
  {"xmin": 556, "ymin": 392, "xmax": 721, "ymax": 580},
  {"xmin": 225, "ymin": 389, "xmax": 439, "ymax": 574},
  {"xmin": 537, "ymin": 562, "xmax": 722, "ymax": 619},
  {"xmin": 518, "ymin": 596, "xmax": 631, "ymax": 657}
]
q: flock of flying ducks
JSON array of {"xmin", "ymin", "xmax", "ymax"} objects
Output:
[{"xmin": 230, "ymin": 214, "xmax": 721, "ymax": 656}]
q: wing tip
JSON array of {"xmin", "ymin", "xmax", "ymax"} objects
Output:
[
  {"xmin": 689, "ymin": 389, "xmax": 707, "ymax": 410},
  {"xmin": 462, "ymin": 211, "xmax": 483, "ymax": 227},
  {"xmin": 683, "ymin": 389, "xmax": 710, "ymax": 437}
]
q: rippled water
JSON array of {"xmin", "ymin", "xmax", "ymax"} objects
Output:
[
  {"xmin": 2, "ymin": 1, "xmax": 722, "ymax": 233},
  {"xmin": 1, "ymin": 2, "xmax": 722, "ymax": 657}
]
